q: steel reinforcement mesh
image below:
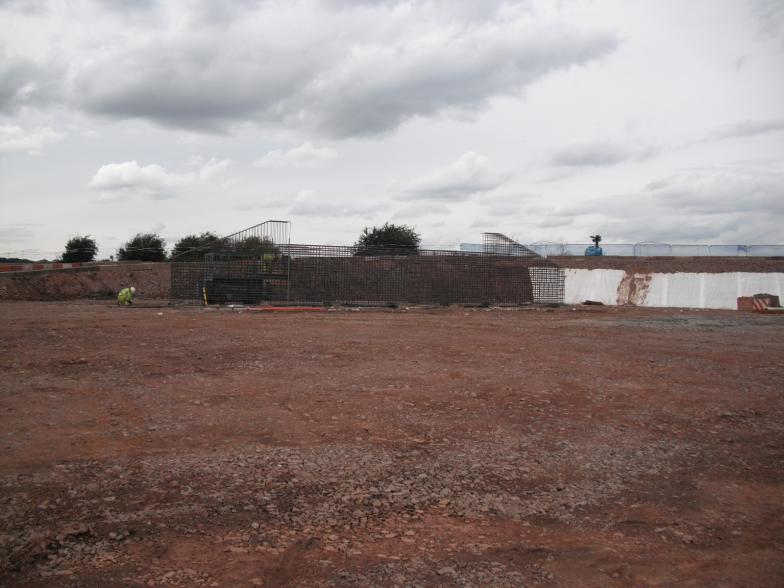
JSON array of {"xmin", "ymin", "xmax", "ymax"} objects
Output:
[
  {"xmin": 169, "ymin": 220, "xmax": 291, "ymax": 262},
  {"xmin": 482, "ymin": 232, "xmax": 539, "ymax": 256},
  {"xmin": 171, "ymin": 242, "xmax": 564, "ymax": 306}
]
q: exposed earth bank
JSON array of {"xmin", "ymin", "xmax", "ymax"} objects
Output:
[{"xmin": 0, "ymin": 263, "xmax": 170, "ymax": 301}]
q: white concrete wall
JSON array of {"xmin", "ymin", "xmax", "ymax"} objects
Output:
[
  {"xmin": 564, "ymin": 269, "xmax": 784, "ymax": 309},
  {"xmin": 564, "ymin": 269, "xmax": 625, "ymax": 305}
]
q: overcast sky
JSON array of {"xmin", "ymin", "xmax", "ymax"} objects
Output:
[{"xmin": 1, "ymin": 0, "xmax": 783, "ymax": 258}]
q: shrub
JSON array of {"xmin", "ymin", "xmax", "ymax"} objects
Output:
[
  {"xmin": 118, "ymin": 233, "xmax": 166, "ymax": 262},
  {"xmin": 355, "ymin": 223, "xmax": 420, "ymax": 256},
  {"xmin": 171, "ymin": 232, "xmax": 225, "ymax": 261},
  {"xmin": 62, "ymin": 235, "xmax": 98, "ymax": 263},
  {"xmin": 231, "ymin": 236, "xmax": 279, "ymax": 256}
]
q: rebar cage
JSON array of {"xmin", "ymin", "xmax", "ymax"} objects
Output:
[{"xmin": 170, "ymin": 223, "xmax": 564, "ymax": 306}]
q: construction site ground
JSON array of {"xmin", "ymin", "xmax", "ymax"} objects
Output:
[{"xmin": 1, "ymin": 301, "xmax": 782, "ymax": 587}]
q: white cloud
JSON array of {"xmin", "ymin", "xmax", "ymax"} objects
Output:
[
  {"xmin": 252, "ymin": 142, "xmax": 338, "ymax": 169},
  {"xmin": 479, "ymin": 192, "xmax": 531, "ymax": 217},
  {"xmin": 89, "ymin": 157, "xmax": 232, "ymax": 201},
  {"xmin": 27, "ymin": 2, "xmax": 618, "ymax": 138},
  {"xmin": 752, "ymin": 0, "xmax": 784, "ymax": 44},
  {"xmin": 650, "ymin": 168, "xmax": 784, "ymax": 215},
  {"xmin": 198, "ymin": 157, "xmax": 233, "ymax": 180},
  {"xmin": 0, "ymin": 51, "xmax": 62, "ymax": 113},
  {"xmin": 0, "ymin": 124, "xmax": 64, "ymax": 154},
  {"xmin": 308, "ymin": 18, "xmax": 618, "ymax": 138},
  {"xmin": 551, "ymin": 141, "xmax": 656, "ymax": 167},
  {"xmin": 555, "ymin": 166, "xmax": 784, "ymax": 243},
  {"xmin": 289, "ymin": 189, "xmax": 383, "ymax": 217},
  {"xmin": 469, "ymin": 216, "xmax": 495, "ymax": 229},
  {"xmin": 712, "ymin": 119, "xmax": 784, "ymax": 140},
  {"xmin": 0, "ymin": 223, "xmax": 37, "ymax": 244},
  {"xmin": 403, "ymin": 152, "xmax": 508, "ymax": 201},
  {"xmin": 89, "ymin": 160, "xmax": 194, "ymax": 200},
  {"xmin": 392, "ymin": 202, "xmax": 451, "ymax": 220}
]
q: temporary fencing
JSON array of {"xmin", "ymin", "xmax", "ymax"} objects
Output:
[{"xmin": 460, "ymin": 242, "xmax": 784, "ymax": 257}]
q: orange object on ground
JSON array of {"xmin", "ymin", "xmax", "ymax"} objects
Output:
[{"xmin": 737, "ymin": 294, "xmax": 781, "ymax": 312}]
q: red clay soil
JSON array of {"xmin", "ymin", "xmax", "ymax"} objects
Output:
[
  {"xmin": 0, "ymin": 263, "xmax": 170, "ymax": 301},
  {"xmin": 550, "ymin": 256, "xmax": 784, "ymax": 273},
  {"xmin": 0, "ymin": 302, "xmax": 782, "ymax": 587}
]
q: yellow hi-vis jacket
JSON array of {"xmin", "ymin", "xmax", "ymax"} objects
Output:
[
  {"xmin": 117, "ymin": 287, "xmax": 133, "ymax": 305},
  {"xmin": 262, "ymin": 253, "xmax": 276, "ymax": 272}
]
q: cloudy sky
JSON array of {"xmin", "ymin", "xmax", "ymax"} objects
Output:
[{"xmin": 1, "ymin": 0, "xmax": 783, "ymax": 258}]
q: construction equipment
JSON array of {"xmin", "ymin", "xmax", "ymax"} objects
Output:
[{"xmin": 585, "ymin": 234, "xmax": 603, "ymax": 256}]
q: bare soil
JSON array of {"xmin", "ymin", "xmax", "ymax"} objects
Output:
[
  {"xmin": 0, "ymin": 264, "xmax": 170, "ymax": 301},
  {"xmin": 1, "ymin": 302, "xmax": 782, "ymax": 587}
]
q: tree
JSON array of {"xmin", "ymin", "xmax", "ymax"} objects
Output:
[
  {"xmin": 62, "ymin": 235, "xmax": 98, "ymax": 263},
  {"xmin": 355, "ymin": 223, "xmax": 421, "ymax": 256},
  {"xmin": 118, "ymin": 233, "xmax": 167, "ymax": 262},
  {"xmin": 171, "ymin": 232, "xmax": 224, "ymax": 261},
  {"xmin": 231, "ymin": 235, "xmax": 279, "ymax": 256}
]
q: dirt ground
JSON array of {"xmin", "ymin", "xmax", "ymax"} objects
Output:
[{"xmin": 1, "ymin": 302, "xmax": 782, "ymax": 587}]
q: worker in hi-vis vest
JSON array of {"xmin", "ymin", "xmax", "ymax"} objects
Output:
[
  {"xmin": 262, "ymin": 252, "xmax": 275, "ymax": 273},
  {"xmin": 117, "ymin": 286, "xmax": 136, "ymax": 305}
]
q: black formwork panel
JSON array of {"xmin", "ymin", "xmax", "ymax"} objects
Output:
[
  {"xmin": 205, "ymin": 277, "xmax": 266, "ymax": 304},
  {"xmin": 203, "ymin": 256, "xmax": 289, "ymax": 304}
]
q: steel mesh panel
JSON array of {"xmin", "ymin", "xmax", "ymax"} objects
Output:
[
  {"xmin": 482, "ymin": 232, "xmax": 538, "ymax": 256},
  {"xmin": 171, "ymin": 229, "xmax": 564, "ymax": 305}
]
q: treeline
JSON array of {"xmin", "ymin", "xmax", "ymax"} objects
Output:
[
  {"xmin": 54, "ymin": 223, "xmax": 421, "ymax": 263},
  {"xmin": 57, "ymin": 234, "xmax": 169, "ymax": 263},
  {"xmin": 56, "ymin": 232, "xmax": 278, "ymax": 263}
]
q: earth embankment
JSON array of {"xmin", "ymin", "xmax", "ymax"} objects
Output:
[{"xmin": 0, "ymin": 263, "xmax": 170, "ymax": 301}]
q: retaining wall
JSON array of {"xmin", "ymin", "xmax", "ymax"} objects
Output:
[
  {"xmin": 565, "ymin": 269, "xmax": 784, "ymax": 309},
  {"xmin": 3, "ymin": 257, "xmax": 784, "ymax": 309}
]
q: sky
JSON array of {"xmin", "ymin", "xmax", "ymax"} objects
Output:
[{"xmin": 1, "ymin": 0, "xmax": 783, "ymax": 259}]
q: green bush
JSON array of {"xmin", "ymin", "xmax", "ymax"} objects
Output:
[
  {"xmin": 231, "ymin": 236, "xmax": 279, "ymax": 256},
  {"xmin": 171, "ymin": 232, "xmax": 225, "ymax": 260},
  {"xmin": 62, "ymin": 235, "xmax": 98, "ymax": 263},
  {"xmin": 118, "ymin": 233, "xmax": 166, "ymax": 262},
  {"xmin": 355, "ymin": 223, "xmax": 420, "ymax": 256}
]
